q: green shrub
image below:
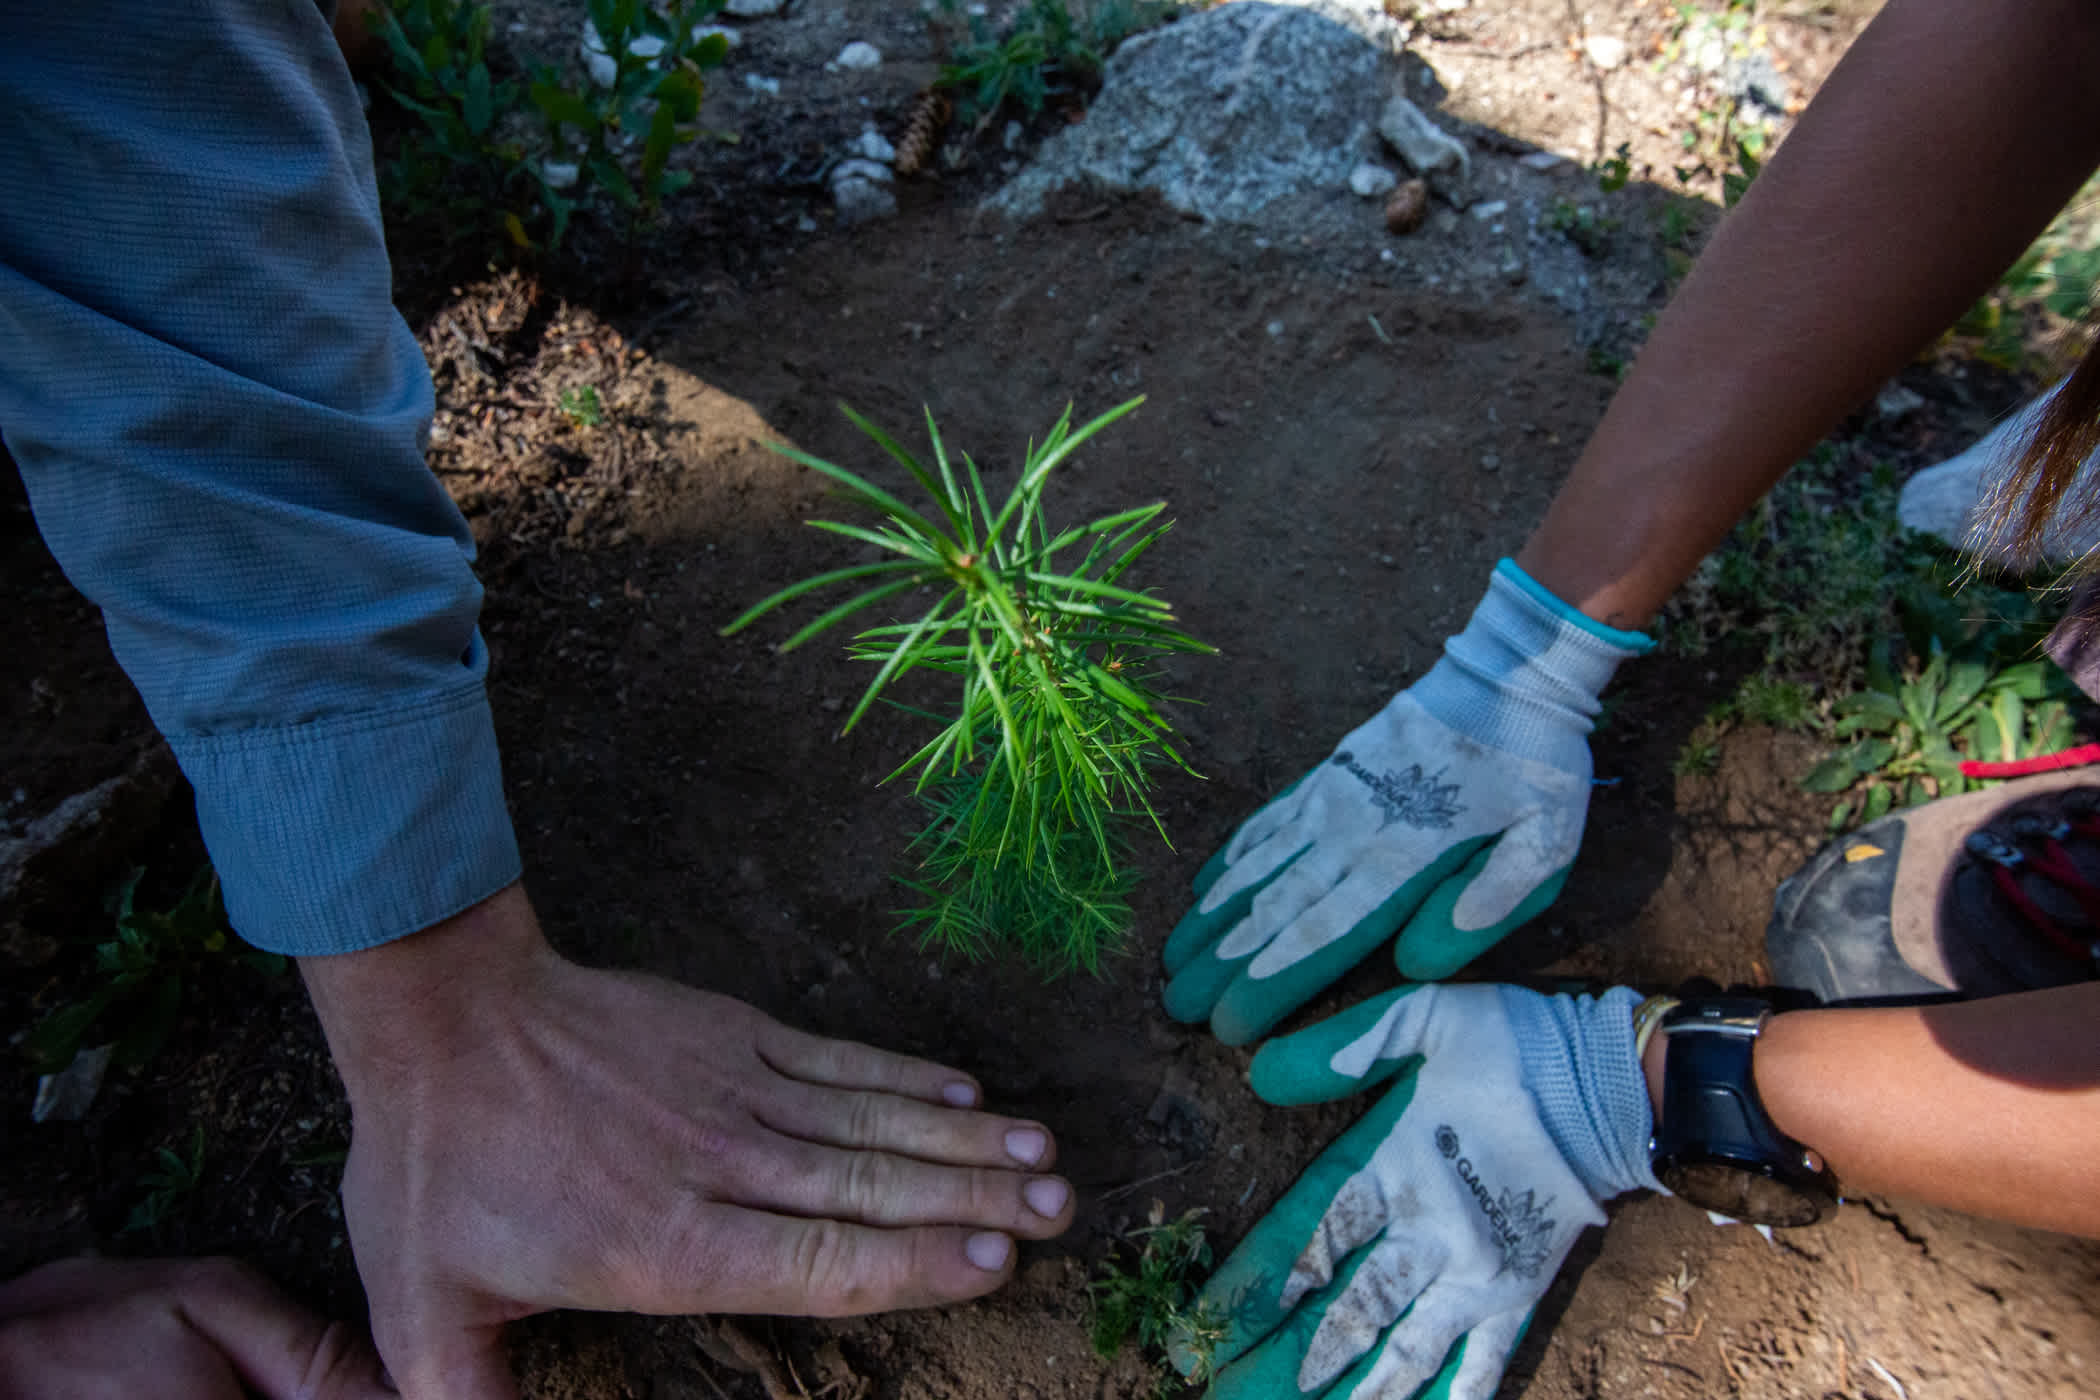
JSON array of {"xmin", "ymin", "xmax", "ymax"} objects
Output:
[
  {"xmin": 368, "ymin": 0, "xmax": 728, "ymax": 252},
  {"xmin": 25, "ymin": 868, "xmax": 282, "ymax": 1074},
  {"xmin": 935, "ymin": 0, "xmax": 1180, "ymax": 127}
]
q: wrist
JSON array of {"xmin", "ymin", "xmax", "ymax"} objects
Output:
[
  {"xmin": 1642, "ymin": 1011, "xmax": 1668, "ymax": 1121},
  {"xmin": 300, "ymin": 881, "xmax": 555, "ymax": 1107}
]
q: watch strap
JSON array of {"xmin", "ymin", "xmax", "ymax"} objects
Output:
[{"xmin": 1651, "ymin": 997, "xmax": 1838, "ymax": 1226}]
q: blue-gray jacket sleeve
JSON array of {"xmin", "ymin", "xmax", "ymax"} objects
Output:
[{"xmin": 0, "ymin": 1, "xmax": 521, "ymax": 955}]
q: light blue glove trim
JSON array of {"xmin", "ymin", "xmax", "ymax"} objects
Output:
[
  {"xmin": 1411, "ymin": 563, "xmax": 1647, "ymax": 769},
  {"xmin": 1493, "ymin": 558, "xmax": 1655, "ymax": 654},
  {"xmin": 1499, "ymin": 985, "xmax": 1663, "ymax": 1200}
]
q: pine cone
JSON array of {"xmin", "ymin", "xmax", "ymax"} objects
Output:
[{"xmin": 892, "ymin": 91, "xmax": 952, "ymax": 178}]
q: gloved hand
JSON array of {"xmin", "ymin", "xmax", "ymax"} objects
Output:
[
  {"xmin": 1162, "ymin": 560, "xmax": 1650, "ymax": 1044},
  {"xmin": 1179, "ymin": 983, "xmax": 1660, "ymax": 1400}
]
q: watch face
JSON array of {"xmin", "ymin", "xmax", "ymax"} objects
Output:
[{"xmin": 1658, "ymin": 1161, "xmax": 1828, "ymax": 1228}]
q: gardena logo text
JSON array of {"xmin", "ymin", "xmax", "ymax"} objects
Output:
[{"xmin": 1435, "ymin": 1123, "xmax": 1557, "ymax": 1278}]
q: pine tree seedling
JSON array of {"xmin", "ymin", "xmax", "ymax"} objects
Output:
[{"xmin": 723, "ymin": 397, "xmax": 1212, "ymax": 973}]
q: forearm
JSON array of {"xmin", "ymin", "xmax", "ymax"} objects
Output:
[
  {"xmin": 1643, "ymin": 986, "xmax": 2100, "ymax": 1236},
  {"xmin": 1755, "ymin": 987, "xmax": 2100, "ymax": 1237},
  {"xmin": 1518, "ymin": 0, "xmax": 2100, "ymax": 630},
  {"xmin": 1, "ymin": 2, "xmax": 520, "ymax": 953}
]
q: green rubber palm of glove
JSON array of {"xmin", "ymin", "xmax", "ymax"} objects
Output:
[
  {"xmin": 1162, "ymin": 561, "xmax": 1651, "ymax": 1046},
  {"xmin": 1176, "ymin": 982, "xmax": 1661, "ymax": 1400}
]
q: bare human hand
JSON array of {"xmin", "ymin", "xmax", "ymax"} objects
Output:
[
  {"xmin": 300, "ymin": 884, "xmax": 1076, "ymax": 1400},
  {"xmin": 0, "ymin": 1255, "xmax": 390, "ymax": 1399}
]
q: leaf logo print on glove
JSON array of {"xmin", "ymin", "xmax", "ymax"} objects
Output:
[{"xmin": 1330, "ymin": 752, "xmax": 1466, "ymax": 832}]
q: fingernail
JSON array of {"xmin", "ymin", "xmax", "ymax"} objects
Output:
[
  {"xmin": 1004, "ymin": 1126, "xmax": 1048, "ymax": 1166},
  {"xmin": 1024, "ymin": 1177, "xmax": 1070, "ymax": 1218},
  {"xmin": 942, "ymin": 1081, "xmax": 978, "ymax": 1108},
  {"xmin": 965, "ymin": 1231, "xmax": 1012, "ymax": 1271}
]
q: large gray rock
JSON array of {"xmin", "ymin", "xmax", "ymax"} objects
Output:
[{"xmin": 989, "ymin": 3, "xmax": 1390, "ymax": 225}]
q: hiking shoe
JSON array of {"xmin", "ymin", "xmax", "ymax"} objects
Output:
[{"xmin": 1767, "ymin": 768, "xmax": 2100, "ymax": 1004}]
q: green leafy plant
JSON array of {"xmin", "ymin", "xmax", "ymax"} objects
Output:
[
  {"xmin": 1089, "ymin": 1202, "xmax": 1227, "ymax": 1393},
  {"xmin": 125, "ymin": 1124, "xmax": 208, "ymax": 1236},
  {"xmin": 1803, "ymin": 592, "xmax": 2085, "ymax": 829},
  {"xmin": 1544, "ymin": 199, "xmax": 1614, "ymax": 257},
  {"xmin": 1719, "ymin": 144, "xmax": 1761, "ymax": 209},
  {"xmin": 559, "ymin": 384, "xmax": 605, "ymax": 427},
  {"xmin": 1666, "ymin": 444, "xmax": 1937, "ymax": 688},
  {"xmin": 723, "ymin": 397, "xmax": 1212, "ymax": 974},
  {"xmin": 935, "ymin": 0, "xmax": 1178, "ymax": 127},
  {"xmin": 1593, "ymin": 140, "xmax": 1632, "ymax": 194},
  {"xmin": 368, "ymin": 0, "xmax": 543, "ymax": 250},
  {"xmin": 527, "ymin": 0, "xmax": 730, "ymax": 243},
  {"xmin": 1733, "ymin": 673, "xmax": 1814, "ymax": 730},
  {"xmin": 1658, "ymin": 203, "xmax": 1696, "ymax": 250},
  {"xmin": 24, "ymin": 868, "xmax": 284, "ymax": 1074},
  {"xmin": 369, "ymin": 0, "xmax": 727, "ymax": 252},
  {"xmin": 1953, "ymin": 172, "xmax": 2100, "ymax": 371},
  {"xmin": 1672, "ymin": 730, "xmax": 1723, "ymax": 777}
]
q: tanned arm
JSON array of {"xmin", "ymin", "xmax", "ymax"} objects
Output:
[
  {"xmin": 1519, "ymin": 0, "xmax": 2100, "ymax": 630},
  {"xmin": 1644, "ymin": 985, "xmax": 2100, "ymax": 1237}
]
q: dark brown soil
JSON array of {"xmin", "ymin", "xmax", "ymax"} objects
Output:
[{"xmin": 6, "ymin": 2, "xmax": 2099, "ymax": 1398}]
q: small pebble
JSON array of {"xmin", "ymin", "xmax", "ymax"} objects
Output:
[
  {"xmin": 1349, "ymin": 161, "xmax": 1399, "ymax": 199},
  {"xmin": 831, "ymin": 40, "xmax": 882, "ymax": 70},
  {"xmin": 853, "ymin": 125, "xmax": 897, "ymax": 164},
  {"xmin": 1384, "ymin": 178, "xmax": 1430, "ymax": 234},
  {"xmin": 1582, "ymin": 34, "xmax": 1628, "ymax": 70}
]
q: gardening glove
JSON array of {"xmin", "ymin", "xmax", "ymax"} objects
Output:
[
  {"xmin": 1180, "ymin": 983, "xmax": 1660, "ymax": 1400},
  {"xmin": 1162, "ymin": 559, "xmax": 1651, "ymax": 1045}
]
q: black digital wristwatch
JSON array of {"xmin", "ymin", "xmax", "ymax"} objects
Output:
[{"xmin": 1648, "ymin": 997, "xmax": 1838, "ymax": 1227}]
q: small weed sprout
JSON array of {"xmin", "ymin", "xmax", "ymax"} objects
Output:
[
  {"xmin": 1544, "ymin": 199, "xmax": 1614, "ymax": 258},
  {"xmin": 1672, "ymin": 729, "xmax": 1723, "ymax": 778},
  {"xmin": 1593, "ymin": 140, "xmax": 1633, "ymax": 194},
  {"xmin": 25, "ymin": 867, "xmax": 283, "ymax": 1074},
  {"xmin": 1089, "ymin": 1202, "xmax": 1227, "ymax": 1392},
  {"xmin": 724, "ymin": 398, "xmax": 1212, "ymax": 973},
  {"xmin": 125, "ymin": 1124, "xmax": 208, "ymax": 1236},
  {"xmin": 559, "ymin": 384, "xmax": 605, "ymax": 427}
]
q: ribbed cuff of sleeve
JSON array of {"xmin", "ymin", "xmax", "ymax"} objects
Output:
[
  {"xmin": 1411, "ymin": 563, "xmax": 1650, "ymax": 770},
  {"xmin": 1501, "ymin": 984, "xmax": 1664, "ymax": 1200},
  {"xmin": 171, "ymin": 683, "xmax": 521, "ymax": 956}
]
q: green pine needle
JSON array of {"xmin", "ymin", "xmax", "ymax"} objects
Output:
[{"xmin": 724, "ymin": 398, "xmax": 1211, "ymax": 972}]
